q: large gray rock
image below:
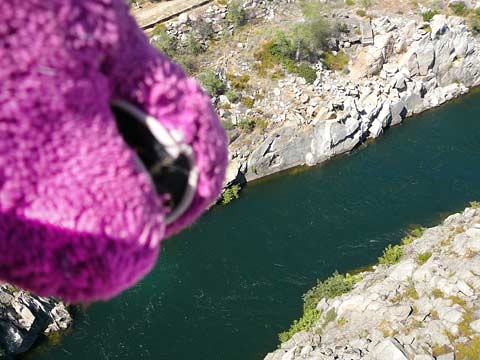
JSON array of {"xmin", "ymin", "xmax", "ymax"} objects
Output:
[
  {"xmin": 371, "ymin": 338, "xmax": 409, "ymax": 360},
  {"xmin": 0, "ymin": 287, "xmax": 72, "ymax": 355},
  {"xmin": 401, "ymin": 92, "xmax": 425, "ymax": 115},
  {"xmin": 361, "ymin": 19, "xmax": 374, "ymax": 45},
  {"xmin": 430, "ymin": 15, "xmax": 448, "ymax": 39},
  {"xmin": 416, "ymin": 37, "xmax": 435, "ymax": 76},
  {"xmin": 246, "ymin": 126, "xmax": 313, "ymax": 180},
  {"xmin": 390, "ymin": 99, "xmax": 407, "ymax": 126}
]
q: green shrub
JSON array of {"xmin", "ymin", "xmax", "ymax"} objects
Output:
[
  {"xmin": 303, "ymin": 271, "xmax": 361, "ymax": 311},
  {"xmin": 198, "ymin": 71, "xmax": 226, "ymax": 96},
  {"xmin": 255, "ymin": 16, "xmax": 331, "ymax": 75},
  {"xmin": 151, "ymin": 25, "xmax": 177, "ymax": 58},
  {"xmin": 345, "ymin": 0, "xmax": 355, "ymax": 5},
  {"xmin": 378, "ymin": 244, "xmax": 403, "ymax": 265},
  {"xmin": 294, "ymin": 63, "xmax": 317, "ymax": 84},
  {"xmin": 238, "ymin": 118, "xmax": 255, "ymax": 132},
  {"xmin": 322, "ymin": 50, "xmax": 349, "ymax": 71},
  {"xmin": 227, "ymin": 0, "xmax": 248, "ymax": 28},
  {"xmin": 226, "ymin": 73, "xmax": 250, "ymax": 90},
  {"xmin": 196, "ymin": 19, "xmax": 215, "ymax": 41},
  {"xmin": 241, "ymin": 96, "xmax": 255, "ymax": 109},
  {"xmin": 278, "ymin": 307, "xmax": 321, "ymax": 343},
  {"xmin": 221, "ymin": 184, "xmax": 240, "ymax": 204},
  {"xmin": 356, "ymin": 9, "xmax": 367, "ymax": 17},
  {"xmin": 185, "ymin": 34, "xmax": 203, "ymax": 55},
  {"xmin": 361, "ymin": 0, "xmax": 373, "ymax": 7},
  {"xmin": 291, "ymin": 15, "xmax": 332, "ymax": 60},
  {"xmin": 417, "ymin": 252, "xmax": 432, "ymax": 265},
  {"xmin": 175, "ymin": 54, "xmax": 198, "ymax": 75},
  {"xmin": 449, "ymin": 2, "xmax": 467, "ymax": 16},
  {"xmin": 225, "ymin": 89, "xmax": 241, "ymax": 103},
  {"xmin": 432, "ymin": 288, "xmax": 444, "ymax": 298},
  {"xmin": 471, "ymin": 17, "xmax": 480, "ymax": 34},
  {"xmin": 271, "ymin": 69, "xmax": 284, "ymax": 80},
  {"xmin": 422, "ymin": 9, "xmax": 439, "ymax": 22},
  {"xmin": 3, "ymin": 284, "xmax": 17, "ymax": 294},
  {"xmin": 401, "ymin": 226, "xmax": 426, "ymax": 245},
  {"xmin": 256, "ymin": 32, "xmax": 295, "ymax": 64},
  {"xmin": 470, "ymin": 201, "xmax": 480, "ymax": 209},
  {"xmin": 405, "ymin": 282, "xmax": 419, "ymax": 300},
  {"xmin": 457, "ymin": 335, "xmax": 480, "ymax": 359},
  {"xmin": 255, "ymin": 117, "xmax": 269, "ymax": 131},
  {"xmin": 221, "ymin": 120, "xmax": 235, "ymax": 130},
  {"xmin": 335, "ymin": 22, "xmax": 350, "ymax": 34}
]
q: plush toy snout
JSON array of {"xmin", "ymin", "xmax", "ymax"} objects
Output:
[{"xmin": 0, "ymin": 0, "xmax": 227, "ymax": 302}]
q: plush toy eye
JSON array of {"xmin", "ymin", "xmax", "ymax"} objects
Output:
[{"xmin": 110, "ymin": 101, "xmax": 198, "ymax": 224}]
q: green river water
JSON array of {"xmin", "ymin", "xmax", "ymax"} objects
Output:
[{"xmin": 25, "ymin": 92, "xmax": 480, "ymax": 359}]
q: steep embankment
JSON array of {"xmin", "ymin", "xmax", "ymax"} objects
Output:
[{"xmin": 264, "ymin": 205, "xmax": 480, "ymax": 360}]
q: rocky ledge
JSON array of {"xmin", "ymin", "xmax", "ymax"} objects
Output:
[
  {"xmin": 0, "ymin": 286, "xmax": 71, "ymax": 357},
  {"xmin": 264, "ymin": 205, "xmax": 480, "ymax": 360}
]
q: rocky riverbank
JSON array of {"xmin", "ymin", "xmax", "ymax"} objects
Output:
[
  {"xmin": 227, "ymin": 8, "xmax": 480, "ymax": 184},
  {"xmin": 141, "ymin": 0, "xmax": 480, "ymax": 188},
  {"xmin": 0, "ymin": 286, "xmax": 71, "ymax": 357},
  {"xmin": 264, "ymin": 204, "xmax": 480, "ymax": 359}
]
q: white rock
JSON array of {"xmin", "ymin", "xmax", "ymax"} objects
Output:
[
  {"xmin": 414, "ymin": 355, "xmax": 435, "ymax": 360},
  {"xmin": 371, "ymin": 338, "xmax": 409, "ymax": 360},
  {"xmin": 471, "ymin": 319, "xmax": 480, "ymax": 332},
  {"xmin": 436, "ymin": 353, "xmax": 455, "ymax": 360},
  {"xmin": 389, "ymin": 259, "xmax": 417, "ymax": 282},
  {"xmin": 457, "ymin": 280, "xmax": 474, "ymax": 297}
]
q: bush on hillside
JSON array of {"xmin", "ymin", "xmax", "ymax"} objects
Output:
[
  {"xmin": 422, "ymin": 9, "xmax": 439, "ymax": 22},
  {"xmin": 221, "ymin": 185, "xmax": 240, "ymax": 204},
  {"xmin": 225, "ymin": 89, "xmax": 241, "ymax": 103},
  {"xmin": 227, "ymin": 0, "xmax": 248, "ymax": 27},
  {"xmin": 198, "ymin": 71, "xmax": 226, "ymax": 96},
  {"xmin": 449, "ymin": 2, "xmax": 468, "ymax": 16},
  {"xmin": 322, "ymin": 50, "xmax": 349, "ymax": 71},
  {"xmin": 378, "ymin": 244, "xmax": 403, "ymax": 265},
  {"xmin": 278, "ymin": 308, "xmax": 321, "ymax": 343},
  {"xmin": 303, "ymin": 271, "xmax": 361, "ymax": 311},
  {"xmin": 151, "ymin": 25, "xmax": 177, "ymax": 57},
  {"xmin": 294, "ymin": 63, "xmax": 317, "ymax": 84}
]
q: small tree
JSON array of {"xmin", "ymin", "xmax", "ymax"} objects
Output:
[
  {"xmin": 151, "ymin": 25, "xmax": 177, "ymax": 58},
  {"xmin": 292, "ymin": 9, "xmax": 332, "ymax": 61},
  {"xmin": 198, "ymin": 71, "xmax": 226, "ymax": 96},
  {"xmin": 227, "ymin": 0, "xmax": 248, "ymax": 28}
]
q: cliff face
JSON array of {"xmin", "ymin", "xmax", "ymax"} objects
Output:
[
  {"xmin": 239, "ymin": 13, "xmax": 480, "ymax": 182},
  {"xmin": 0, "ymin": 287, "xmax": 71, "ymax": 356},
  {"xmin": 264, "ymin": 205, "xmax": 480, "ymax": 360}
]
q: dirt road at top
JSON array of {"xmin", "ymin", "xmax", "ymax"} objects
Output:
[{"xmin": 131, "ymin": 0, "xmax": 213, "ymax": 29}]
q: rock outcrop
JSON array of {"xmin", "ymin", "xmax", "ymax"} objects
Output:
[
  {"xmin": 264, "ymin": 205, "xmax": 480, "ymax": 359},
  {"xmin": 0, "ymin": 286, "xmax": 71, "ymax": 356},
  {"xmin": 237, "ymin": 14, "xmax": 479, "ymax": 182}
]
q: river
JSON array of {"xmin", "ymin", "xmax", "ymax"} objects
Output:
[{"xmin": 24, "ymin": 91, "xmax": 480, "ymax": 360}]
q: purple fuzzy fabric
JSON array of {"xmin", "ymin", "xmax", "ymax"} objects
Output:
[{"xmin": 0, "ymin": 0, "xmax": 227, "ymax": 302}]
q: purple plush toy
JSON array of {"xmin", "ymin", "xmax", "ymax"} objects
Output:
[{"xmin": 0, "ymin": 0, "xmax": 228, "ymax": 302}]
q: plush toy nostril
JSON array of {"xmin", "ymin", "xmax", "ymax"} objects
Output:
[{"xmin": 110, "ymin": 101, "xmax": 198, "ymax": 224}]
